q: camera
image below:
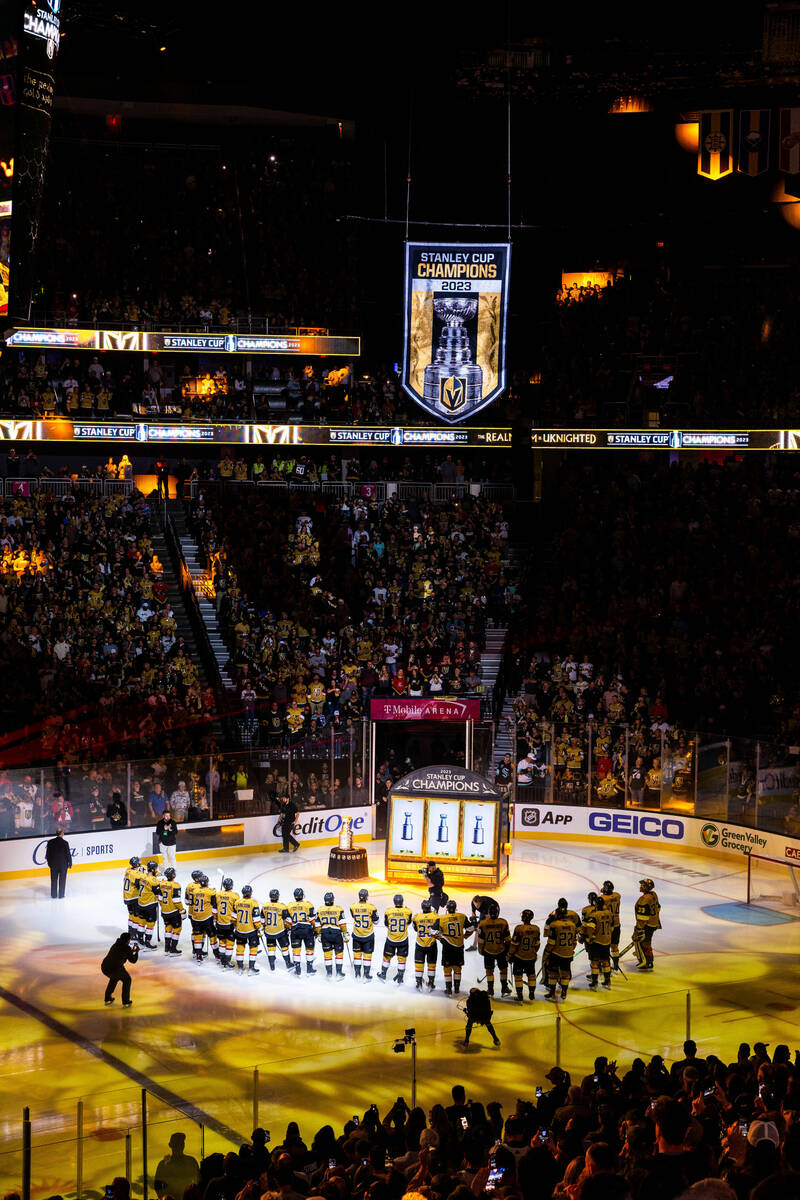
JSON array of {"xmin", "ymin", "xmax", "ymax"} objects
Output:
[
  {"xmin": 393, "ymin": 1041, "xmax": 406, "ymax": 1054},
  {"xmin": 418, "ymin": 868, "xmax": 429, "ymax": 876}
]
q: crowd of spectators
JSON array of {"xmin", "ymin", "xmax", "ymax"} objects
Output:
[
  {"xmin": 19, "ymin": 1038, "xmax": 800, "ymax": 1200},
  {"xmin": 0, "ymin": 488, "xmax": 218, "ymax": 766},
  {"xmin": 500, "ymin": 454, "xmax": 800, "ymax": 813},
  {"xmin": 189, "ymin": 487, "xmax": 517, "ymax": 759}
]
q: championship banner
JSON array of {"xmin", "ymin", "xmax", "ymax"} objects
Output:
[
  {"xmin": 738, "ymin": 110, "xmax": 770, "ymax": 176},
  {"xmin": 698, "ymin": 110, "xmax": 734, "ymax": 179},
  {"xmin": 401, "ymin": 242, "xmax": 510, "ymax": 424},
  {"xmin": 778, "ymin": 108, "xmax": 800, "ymax": 174}
]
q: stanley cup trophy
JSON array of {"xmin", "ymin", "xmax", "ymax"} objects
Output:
[{"xmin": 423, "ymin": 298, "xmax": 483, "ymax": 417}]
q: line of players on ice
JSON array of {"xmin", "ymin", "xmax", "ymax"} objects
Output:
[{"xmin": 121, "ymin": 857, "xmax": 662, "ymax": 998}]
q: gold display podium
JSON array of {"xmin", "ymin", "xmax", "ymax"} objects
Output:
[{"xmin": 385, "ymin": 765, "xmax": 510, "ymax": 888}]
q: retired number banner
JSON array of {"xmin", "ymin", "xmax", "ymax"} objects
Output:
[{"xmin": 401, "ymin": 241, "xmax": 511, "ymax": 424}]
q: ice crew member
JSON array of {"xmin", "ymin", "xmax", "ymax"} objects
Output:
[
  {"xmin": 633, "ymin": 878, "xmax": 661, "ymax": 970},
  {"xmin": 435, "ymin": 899, "xmax": 473, "ymax": 994},
  {"xmin": 544, "ymin": 899, "xmax": 578, "ymax": 1001},
  {"xmin": 137, "ymin": 860, "xmax": 162, "ymax": 950},
  {"xmin": 350, "ymin": 888, "xmax": 379, "ymax": 980},
  {"xmin": 478, "ymin": 901, "xmax": 511, "ymax": 996},
  {"xmin": 123, "ymin": 856, "xmax": 144, "ymax": 942},
  {"xmin": 581, "ymin": 895, "xmax": 613, "ymax": 990},
  {"xmin": 423, "ymin": 860, "xmax": 446, "ymax": 912},
  {"xmin": 286, "ymin": 887, "xmax": 316, "ymax": 976},
  {"xmin": 316, "ymin": 892, "xmax": 348, "ymax": 980},
  {"xmin": 157, "ymin": 867, "xmax": 185, "ymax": 955},
  {"xmin": 233, "ymin": 884, "xmax": 262, "ymax": 974},
  {"xmin": 412, "ymin": 900, "xmax": 439, "ymax": 990},
  {"xmin": 601, "ymin": 880, "xmax": 622, "ymax": 970},
  {"xmin": 509, "ymin": 909, "xmax": 540, "ymax": 1002},
  {"xmin": 188, "ymin": 872, "xmax": 218, "ymax": 961},
  {"xmin": 214, "ymin": 877, "xmax": 240, "ymax": 969},
  {"xmin": 261, "ymin": 888, "xmax": 293, "ymax": 971},
  {"xmin": 377, "ymin": 894, "xmax": 412, "ymax": 984}
]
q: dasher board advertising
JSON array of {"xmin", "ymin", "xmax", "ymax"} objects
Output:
[
  {"xmin": 461, "ymin": 800, "xmax": 496, "ymax": 861},
  {"xmin": 402, "ymin": 242, "xmax": 510, "ymax": 424},
  {"xmin": 424, "ymin": 798, "xmax": 460, "ymax": 858},
  {"xmin": 389, "ymin": 797, "xmax": 424, "ymax": 857}
]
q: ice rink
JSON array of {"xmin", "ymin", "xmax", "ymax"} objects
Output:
[{"xmin": 1, "ymin": 834, "xmax": 799, "ymax": 1197}]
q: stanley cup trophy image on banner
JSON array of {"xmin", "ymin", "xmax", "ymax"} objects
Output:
[{"xmin": 401, "ymin": 242, "xmax": 511, "ymax": 423}]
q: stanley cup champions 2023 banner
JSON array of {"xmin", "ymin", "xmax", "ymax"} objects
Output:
[{"xmin": 401, "ymin": 242, "xmax": 511, "ymax": 423}]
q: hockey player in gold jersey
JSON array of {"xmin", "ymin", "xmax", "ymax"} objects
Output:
[
  {"xmin": 350, "ymin": 888, "xmax": 379, "ymax": 980},
  {"xmin": 477, "ymin": 901, "xmax": 512, "ymax": 996},
  {"xmin": 188, "ymin": 873, "xmax": 218, "ymax": 961},
  {"xmin": 316, "ymin": 891, "xmax": 348, "ymax": 980},
  {"xmin": 633, "ymin": 878, "xmax": 661, "ymax": 970},
  {"xmin": 434, "ymin": 900, "xmax": 473, "ymax": 994},
  {"xmin": 122, "ymin": 857, "xmax": 144, "ymax": 942},
  {"xmin": 157, "ymin": 867, "xmax": 185, "ymax": 955},
  {"xmin": 544, "ymin": 899, "xmax": 578, "ymax": 1000},
  {"xmin": 136, "ymin": 860, "xmax": 161, "ymax": 950},
  {"xmin": 601, "ymin": 880, "xmax": 622, "ymax": 970},
  {"xmin": 261, "ymin": 889, "xmax": 293, "ymax": 971},
  {"xmin": 377, "ymin": 894, "xmax": 412, "ymax": 984},
  {"xmin": 509, "ymin": 909, "xmax": 540, "ymax": 1002},
  {"xmin": 233, "ymin": 885, "xmax": 262, "ymax": 974},
  {"xmin": 412, "ymin": 900, "xmax": 439, "ymax": 990},
  {"xmin": 580, "ymin": 895, "xmax": 613, "ymax": 990},
  {"xmin": 214, "ymin": 877, "xmax": 240, "ymax": 969},
  {"xmin": 286, "ymin": 888, "xmax": 317, "ymax": 976}
]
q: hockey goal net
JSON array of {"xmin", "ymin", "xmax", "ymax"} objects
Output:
[{"xmin": 746, "ymin": 852, "xmax": 800, "ymax": 915}]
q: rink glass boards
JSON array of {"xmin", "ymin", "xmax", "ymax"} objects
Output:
[{"xmin": 385, "ymin": 793, "xmax": 509, "ymax": 887}]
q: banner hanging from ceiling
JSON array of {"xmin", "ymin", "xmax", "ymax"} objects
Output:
[{"xmin": 401, "ymin": 241, "xmax": 510, "ymax": 424}]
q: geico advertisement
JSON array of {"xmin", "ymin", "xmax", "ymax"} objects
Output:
[{"xmin": 513, "ymin": 803, "xmax": 800, "ymax": 861}]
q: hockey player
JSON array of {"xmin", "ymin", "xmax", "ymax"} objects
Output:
[
  {"xmin": 350, "ymin": 888, "xmax": 379, "ymax": 980},
  {"xmin": 214, "ymin": 877, "xmax": 240, "ymax": 969},
  {"xmin": 477, "ymin": 901, "xmax": 511, "ymax": 996},
  {"xmin": 581, "ymin": 892, "xmax": 600, "ymax": 924},
  {"xmin": 188, "ymin": 872, "xmax": 218, "ymax": 961},
  {"xmin": 123, "ymin": 856, "xmax": 144, "ymax": 942},
  {"xmin": 435, "ymin": 899, "xmax": 473, "ymax": 995},
  {"xmin": 136, "ymin": 860, "xmax": 161, "ymax": 950},
  {"xmin": 233, "ymin": 884, "xmax": 262, "ymax": 974},
  {"xmin": 377, "ymin": 894, "xmax": 412, "ymax": 984},
  {"xmin": 316, "ymin": 892, "xmax": 348, "ymax": 980},
  {"xmin": 412, "ymin": 900, "xmax": 439, "ymax": 990},
  {"xmin": 261, "ymin": 889, "xmax": 293, "ymax": 971},
  {"xmin": 544, "ymin": 898, "xmax": 581, "ymax": 935},
  {"xmin": 467, "ymin": 894, "xmax": 493, "ymax": 950},
  {"xmin": 581, "ymin": 895, "xmax": 613, "ymax": 990},
  {"xmin": 544, "ymin": 899, "xmax": 578, "ymax": 1001},
  {"xmin": 509, "ymin": 909, "xmax": 540, "ymax": 1002},
  {"xmin": 633, "ymin": 878, "xmax": 661, "ymax": 970},
  {"xmin": 601, "ymin": 880, "xmax": 622, "ymax": 970},
  {"xmin": 157, "ymin": 867, "xmax": 185, "ymax": 955},
  {"xmin": 286, "ymin": 887, "xmax": 316, "ymax": 976}
]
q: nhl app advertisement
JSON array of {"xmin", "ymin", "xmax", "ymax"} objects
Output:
[{"xmin": 401, "ymin": 241, "xmax": 511, "ymax": 423}]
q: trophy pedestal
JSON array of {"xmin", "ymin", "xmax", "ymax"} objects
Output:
[{"xmin": 327, "ymin": 846, "xmax": 369, "ymax": 880}]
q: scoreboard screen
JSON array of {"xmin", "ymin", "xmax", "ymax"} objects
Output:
[{"xmin": 0, "ymin": 0, "xmax": 17, "ymax": 317}]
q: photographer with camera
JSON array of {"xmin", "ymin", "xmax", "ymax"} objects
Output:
[{"xmin": 421, "ymin": 859, "xmax": 446, "ymax": 912}]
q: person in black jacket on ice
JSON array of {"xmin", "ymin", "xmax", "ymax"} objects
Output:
[
  {"xmin": 101, "ymin": 932, "xmax": 139, "ymax": 1006},
  {"xmin": 277, "ymin": 795, "xmax": 299, "ymax": 852},
  {"xmin": 45, "ymin": 827, "xmax": 72, "ymax": 898}
]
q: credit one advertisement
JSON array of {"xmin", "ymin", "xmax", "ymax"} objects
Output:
[
  {"xmin": 0, "ymin": 805, "xmax": 372, "ymax": 878},
  {"xmin": 402, "ymin": 242, "xmax": 510, "ymax": 424},
  {"xmin": 0, "ymin": 418, "xmax": 512, "ymax": 447},
  {"xmin": 5, "ymin": 327, "xmax": 361, "ymax": 356},
  {"xmin": 512, "ymin": 802, "xmax": 800, "ymax": 862},
  {"xmin": 530, "ymin": 429, "xmax": 785, "ymax": 450}
]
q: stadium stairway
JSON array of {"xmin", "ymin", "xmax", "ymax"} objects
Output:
[{"xmin": 164, "ymin": 502, "xmax": 236, "ymax": 694}]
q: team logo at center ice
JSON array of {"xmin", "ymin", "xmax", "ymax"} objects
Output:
[{"xmin": 701, "ymin": 822, "xmax": 720, "ymax": 847}]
